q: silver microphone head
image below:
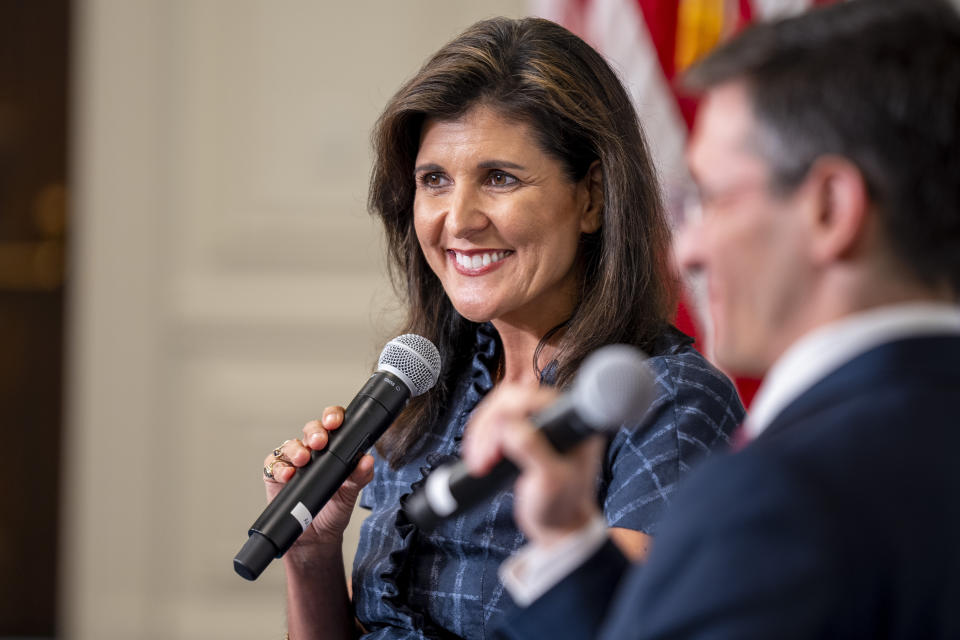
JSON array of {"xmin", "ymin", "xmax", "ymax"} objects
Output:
[
  {"xmin": 377, "ymin": 334, "xmax": 442, "ymax": 397},
  {"xmin": 571, "ymin": 344, "xmax": 654, "ymax": 430}
]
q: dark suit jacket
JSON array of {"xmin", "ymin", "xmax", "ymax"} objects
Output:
[{"xmin": 497, "ymin": 335, "xmax": 960, "ymax": 639}]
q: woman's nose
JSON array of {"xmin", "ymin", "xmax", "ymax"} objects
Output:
[{"xmin": 445, "ymin": 186, "xmax": 489, "ymax": 238}]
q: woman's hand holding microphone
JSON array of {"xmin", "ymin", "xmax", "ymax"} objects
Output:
[{"xmin": 262, "ymin": 405, "xmax": 374, "ymax": 550}]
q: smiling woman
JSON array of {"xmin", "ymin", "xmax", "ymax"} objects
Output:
[
  {"xmin": 413, "ymin": 106, "xmax": 600, "ymax": 338},
  {"xmin": 262, "ymin": 16, "xmax": 745, "ymax": 640}
]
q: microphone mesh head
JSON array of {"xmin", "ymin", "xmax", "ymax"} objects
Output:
[
  {"xmin": 572, "ymin": 344, "xmax": 654, "ymax": 430},
  {"xmin": 377, "ymin": 334, "xmax": 442, "ymax": 397}
]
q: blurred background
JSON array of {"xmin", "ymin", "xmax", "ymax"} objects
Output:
[
  {"xmin": 5, "ymin": 0, "xmax": 926, "ymax": 638},
  {"xmin": 2, "ymin": 1, "xmax": 527, "ymax": 637}
]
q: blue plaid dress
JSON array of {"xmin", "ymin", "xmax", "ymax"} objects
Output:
[{"xmin": 353, "ymin": 323, "xmax": 744, "ymax": 639}]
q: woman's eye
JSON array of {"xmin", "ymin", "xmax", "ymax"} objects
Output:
[
  {"xmin": 487, "ymin": 171, "xmax": 518, "ymax": 187},
  {"xmin": 419, "ymin": 172, "xmax": 448, "ymax": 188}
]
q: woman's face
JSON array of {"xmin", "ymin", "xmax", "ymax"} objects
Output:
[{"xmin": 413, "ymin": 105, "xmax": 601, "ymax": 333}]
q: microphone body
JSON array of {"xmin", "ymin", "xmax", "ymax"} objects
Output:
[
  {"xmin": 405, "ymin": 394, "xmax": 597, "ymax": 531},
  {"xmin": 234, "ymin": 335, "xmax": 441, "ymax": 581},
  {"xmin": 405, "ymin": 345, "xmax": 653, "ymax": 531}
]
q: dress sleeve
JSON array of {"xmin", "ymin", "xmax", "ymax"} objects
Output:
[{"xmin": 600, "ymin": 349, "xmax": 744, "ymax": 533}]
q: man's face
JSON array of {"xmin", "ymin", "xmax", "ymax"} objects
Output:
[{"xmin": 677, "ymin": 81, "xmax": 816, "ymax": 376}]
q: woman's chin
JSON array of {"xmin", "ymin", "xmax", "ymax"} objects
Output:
[
  {"xmin": 448, "ymin": 300, "xmax": 500, "ymax": 324},
  {"xmin": 454, "ymin": 309, "xmax": 498, "ymax": 324}
]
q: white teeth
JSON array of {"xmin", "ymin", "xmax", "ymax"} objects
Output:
[{"xmin": 453, "ymin": 250, "xmax": 508, "ymax": 269}]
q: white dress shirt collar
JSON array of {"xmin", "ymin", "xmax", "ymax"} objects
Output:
[{"xmin": 744, "ymin": 302, "xmax": 960, "ymax": 439}]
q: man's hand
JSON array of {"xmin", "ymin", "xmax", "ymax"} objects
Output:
[{"xmin": 462, "ymin": 383, "xmax": 605, "ymax": 547}]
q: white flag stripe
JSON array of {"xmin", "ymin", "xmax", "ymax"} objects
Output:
[
  {"xmin": 529, "ymin": 0, "xmax": 689, "ymax": 199},
  {"xmin": 585, "ymin": 0, "xmax": 690, "ymax": 194}
]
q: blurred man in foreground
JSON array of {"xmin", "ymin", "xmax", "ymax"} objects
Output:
[{"xmin": 462, "ymin": 1, "xmax": 960, "ymax": 637}]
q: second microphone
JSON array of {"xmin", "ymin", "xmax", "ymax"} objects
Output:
[{"xmin": 404, "ymin": 344, "xmax": 655, "ymax": 531}]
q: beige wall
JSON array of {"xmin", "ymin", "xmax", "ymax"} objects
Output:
[{"xmin": 64, "ymin": 1, "xmax": 524, "ymax": 638}]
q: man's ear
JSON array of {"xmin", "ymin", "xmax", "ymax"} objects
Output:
[
  {"xmin": 580, "ymin": 160, "xmax": 604, "ymax": 234},
  {"xmin": 803, "ymin": 155, "xmax": 870, "ymax": 264}
]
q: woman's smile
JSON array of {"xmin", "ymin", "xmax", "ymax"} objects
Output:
[{"xmin": 448, "ymin": 249, "xmax": 514, "ymax": 274}]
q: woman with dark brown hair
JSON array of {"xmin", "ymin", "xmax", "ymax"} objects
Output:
[{"xmin": 262, "ymin": 16, "xmax": 743, "ymax": 640}]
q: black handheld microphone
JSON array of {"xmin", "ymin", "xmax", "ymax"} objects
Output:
[
  {"xmin": 404, "ymin": 344, "xmax": 654, "ymax": 531},
  {"xmin": 234, "ymin": 334, "xmax": 441, "ymax": 581}
]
